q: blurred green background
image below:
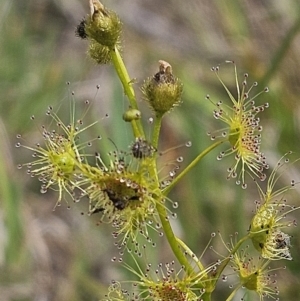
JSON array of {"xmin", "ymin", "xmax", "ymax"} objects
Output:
[{"xmin": 1, "ymin": 0, "xmax": 300, "ymax": 300}]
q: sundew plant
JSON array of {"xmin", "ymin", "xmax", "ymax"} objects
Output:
[{"xmin": 14, "ymin": 1, "xmax": 300, "ymax": 301}]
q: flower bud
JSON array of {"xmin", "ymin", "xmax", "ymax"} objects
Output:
[
  {"xmin": 85, "ymin": 0, "xmax": 122, "ymax": 48},
  {"xmin": 142, "ymin": 60, "xmax": 183, "ymax": 116},
  {"xmin": 122, "ymin": 108, "xmax": 141, "ymax": 122}
]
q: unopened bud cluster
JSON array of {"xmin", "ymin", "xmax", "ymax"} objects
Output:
[{"xmin": 75, "ymin": 0, "xmax": 122, "ymax": 64}]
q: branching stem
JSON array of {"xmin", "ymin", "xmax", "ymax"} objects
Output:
[
  {"xmin": 156, "ymin": 201, "xmax": 195, "ymax": 276},
  {"xmin": 164, "ymin": 139, "xmax": 226, "ymax": 195}
]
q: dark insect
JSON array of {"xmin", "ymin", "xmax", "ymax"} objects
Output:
[
  {"xmin": 104, "ymin": 189, "xmax": 127, "ymax": 210},
  {"xmin": 75, "ymin": 19, "xmax": 88, "ymax": 39},
  {"xmin": 274, "ymin": 232, "xmax": 290, "ymax": 250},
  {"xmin": 104, "ymin": 189, "xmax": 140, "ymax": 210},
  {"xmin": 131, "ymin": 138, "xmax": 156, "ymax": 159}
]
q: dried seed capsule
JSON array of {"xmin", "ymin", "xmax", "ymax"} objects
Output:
[
  {"xmin": 141, "ymin": 60, "xmax": 183, "ymax": 116},
  {"xmin": 85, "ymin": 0, "xmax": 122, "ymax": 48}
]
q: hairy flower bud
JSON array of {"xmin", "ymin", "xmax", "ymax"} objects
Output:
[
  {"xmin": 88, "ymin": 39, "xmax": 112, "ymax": 64},
  {"xmin": 85, "ymin": 0, "xmax": 122, "ymax": 48},
  {"xmin": 142, "ymin": 60, "xmax": 183, "ymax": 116}
]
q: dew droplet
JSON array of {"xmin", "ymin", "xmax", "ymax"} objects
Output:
[
  {"xmin": 156, "ymin": 223, "xmax": 161, "ymax": 229},
  {"xmin": 222, "ymin": 275, "xmax": 228, "ymax": 282},
  {"xmin": 40, "ymin": 187, "xmax": 48, "ymax": 194},
  {"xmin": 172, "ymin": 202, "xmax": 179, "ymax": 209},
  {"xmin": 169, "ymin": 171, "xmax": 176, "ymax": 177}
]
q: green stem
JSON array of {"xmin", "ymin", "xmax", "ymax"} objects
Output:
[
  {"xmin": 156, "ymin": 202, "xmax": 195, "ymax": 276},
  {"xmin": 176, "ymin": 237, "xmax": 205, "ymax": 271},
  {"xmin": 109, "ymin": 47, "xmax": 198, "ymax": 276},
  {"xmin": 147, "ymin": 144, "xmax": 195, "ymax": 276},
  {"xmin": 131, "ymin": 119, "xmax": 143, "ymax": 138},
  {"xmin": 164, "ymin": 139, "xmax": 226, "ymax": 195},
  {"xmin": 111, "ymin": 47, "xmax": 137, "ymax": 108},
  {"xmin": 156, "ymin": 139, "xmax": 226, "ymax": 276},
  {"xmin": 152, "ymin": 115, "xmax": 163, "ymax": 149},
  {"xmin": 110, "ymin": 46, "xmax": 145, "ymax": 138}
]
